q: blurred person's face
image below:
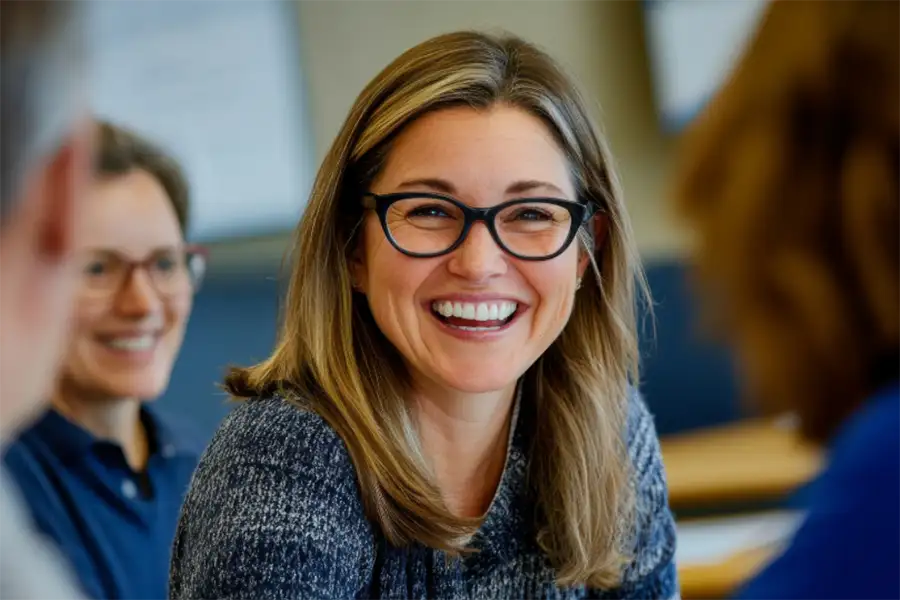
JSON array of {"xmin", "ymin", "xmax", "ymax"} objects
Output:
[
  {"xmin": 0, "ymin": 122, "xmax": 94, "ymax": 441},
  {"xmin": 353, "ymin": 105, "xmax": 588, "ymax": 395},
  {"xmin": 59, "ymin": 169, "xmax": 194, "ymax": 403}
]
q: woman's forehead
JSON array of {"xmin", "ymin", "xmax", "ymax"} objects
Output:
[
  {"xmin": 374, "ymin": 105, "xmax": 575, "ymax": 201},
  {"xmin": 83, "ymin": 170, "xmax": 183, "ymax": 248}
]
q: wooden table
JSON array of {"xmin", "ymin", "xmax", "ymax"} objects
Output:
[
  {"xmin": 674, "ymin": 510, "xmax": 803, "ymax": 599},
  {"xmin": 661, "ymin": 416, "xmax": 824, "ymax": 511},
  {"xmin": 679, "ymin": 544, "xmax": 777, "ymax": 599}
]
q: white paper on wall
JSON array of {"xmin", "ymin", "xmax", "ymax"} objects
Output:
[
  {"xmin": 86, "ymin": 0, "xmax": 313, "ymax": 242},
  {"xmin": 644, "ymin": 0, "xmax": 770, "ymax": 131}
]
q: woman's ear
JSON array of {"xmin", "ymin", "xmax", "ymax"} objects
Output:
[
  {"xmin": 577, "ymin": 212, "xmax": 609, "ymax": 277},
  {"xmin": 348, "ymin": 246, "xmax": 368, "ymax": 295}
]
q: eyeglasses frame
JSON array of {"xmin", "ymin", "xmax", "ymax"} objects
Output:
[
  {"xmin": 361, "ymin": 191, "xmax": 604, "ymax": 261},
  {"xmin": 79, "ymin": 244, "xmax": 209, "ymax": 299}
]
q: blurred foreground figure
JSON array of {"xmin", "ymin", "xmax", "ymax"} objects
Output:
[
  {"xmin": 4, "ymin": 122, "xmax": 205, "ymax": 599},
  {"xmin": 0, "ymin": 1, "xmax": 93, "ymax": 598},
  {"xmin": 674, "ymin": 1, "xmax": 898, "ymax": 598}
]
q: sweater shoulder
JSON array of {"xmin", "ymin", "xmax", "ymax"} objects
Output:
[
  {"xmin": 196, "ymin": 394, "xmax": 367, "ymax": 521},
  {"xmin": 212, "ymin": 395, "xmax": 356, "ymax": 469},
  {"xmin": 170, "ymin": 395, "xmax": 374, "ymax": 599}
]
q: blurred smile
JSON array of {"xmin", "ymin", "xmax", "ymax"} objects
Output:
[{"xmin": 94, "ymin": 331, "xmax": 163, "ymax": 365}]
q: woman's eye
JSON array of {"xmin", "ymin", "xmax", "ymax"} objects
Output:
[
  {"xmin": 408, "ymin": 205, "xmax": 452, "ymax": 219},
  {"xmin": 513, "ymin": 209, "xmax": 552, "ymax": 221},
  {"xmin": 84, "ymin": 261, "xmax": 108, "ymax": 276},
  {"xmin": 154, "ymin": 256, "xmax": 177, "ymax": 272}
]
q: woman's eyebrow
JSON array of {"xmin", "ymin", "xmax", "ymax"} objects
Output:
[
  {"xmin": 394, "ymin": 178, "xmax": 566, "ymax": 196},
  {"xmin": 504, "ymin": 180, "xmax": 566, "ymax": 196},
  {"xmin": 395, "ymin": 178, "xmax": 456, "ymax": 194}
]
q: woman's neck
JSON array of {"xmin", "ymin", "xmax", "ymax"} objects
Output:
[
  {"xmin": 412, "ymin": 380, "xmax": 517, "ymax": 518},
  {"xmin": 52, "ymin": 388, "xmax": 149, "ymax": 472}
]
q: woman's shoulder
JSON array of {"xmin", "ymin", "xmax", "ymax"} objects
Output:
[
  {"xmin": 172, "ymin": 395, "xmax": 375, "ymax": 598},
  {"xmin": 813, "ymin": 382, "xmax": 900, "ymax": 502},
  {"xmin": 216, "ymin": 393, "xmax": 343, "ymax": 443},
  {"xmin": 188, "ymin": 394, "xmax": 371, "ymax": 542},
  {"xmin": 200, "ymin": 394, "xmax": 361, "ymax": 494},
  {"xmin": 215, "ymin": 394, "xmax": 346, "ymax": 444},
  {"xmin": 829, "ymin": 382, "xmax": 899, "ymax": 469}
]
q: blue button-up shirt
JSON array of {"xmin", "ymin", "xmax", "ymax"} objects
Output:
[{"xmin": 2, "ymin": 406, "xmax": 200, "ymax": 600}]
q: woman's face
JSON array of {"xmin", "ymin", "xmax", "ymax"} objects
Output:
[
  {"xmin": 354, "ymin": 105, "xmax": 587, "ymax": 394},
  {"xmin": 62, "ymin": 169, "xmax": 193, "ymax": 401}
]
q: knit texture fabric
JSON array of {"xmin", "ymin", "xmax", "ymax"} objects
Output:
[{"xmin": 170, "ymin": 390, "xmax": 678, "ymax": 599}]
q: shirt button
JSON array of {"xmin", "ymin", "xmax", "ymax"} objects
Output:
[
  {"xmin": 161, "ymin": 444, "xmax": 176, "ymax": 459},
  {"xmin": 121, "ymin": 479, "xmax": 138, "ymax": 499}
]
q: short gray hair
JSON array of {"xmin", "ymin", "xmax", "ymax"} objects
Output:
[{"xmin": 0, "ymin": 0, "xmax": 85, "ymax": 218}]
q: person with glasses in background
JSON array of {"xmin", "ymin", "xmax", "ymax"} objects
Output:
[
  {"xmin": 3, "ymin": 121, "xmax": 206, "ymax": 600},
  {"xmin": 171, "ymin": 31, "xmax": 677, "ymax": 599},
  {"xmin": 1, "ymin": 1, "xmax": 93, "ymax": 598}
]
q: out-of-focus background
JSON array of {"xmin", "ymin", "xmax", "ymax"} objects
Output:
[{"xmin": 86, "ymin": 1, "xmax": 820, "ymax": 597}]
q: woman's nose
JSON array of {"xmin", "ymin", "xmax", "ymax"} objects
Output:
[
  {"xmin": 446, "ymin": 222, "xmax": 508, "ymax": 282},
  {"xmin": 114, "ymin": 268, "xmax": 163, "ymax": 317}
]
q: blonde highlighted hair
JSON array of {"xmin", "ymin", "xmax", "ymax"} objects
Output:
[
  {"xmin": 227, "ymin": 31, "xmax": 649, "ymax": 587},
  {"xmin": 674, "ymin": 0, "xmax": 899, "ymax": 443}
]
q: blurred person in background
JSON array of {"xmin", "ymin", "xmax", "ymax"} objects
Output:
[
  {"xmin": 3, "ymin": 121, "xmax": 207, "ymax": 600},
  {"xmin": 171, "ymin": 31, "xmax": 677, "ymax": 599},
  {"xmin": 674, "ymin": 1, "xmax": 898, "ymax": 598},
  {"xmin": 0, "ymin": 1, "xmax": 92, "ymax": 598}
]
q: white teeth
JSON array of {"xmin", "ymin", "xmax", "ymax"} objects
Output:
[
  {"xmin": 105, "ymin": 335, "xmax": 155, "ymax": 351},
  {"xmin": 454, "ymin": 325, "xmax": 503, "ymax": 332},
  {"xmin": 488, "ymin": 304, "xmax": 499, "ymax": 320},
  {"xmin": 475, "ymin": 304, "xmax": 489, "ymax": 321},
  {"xmin": 431, "ymin": 301, "xmax": 519, "ymax": 322}
]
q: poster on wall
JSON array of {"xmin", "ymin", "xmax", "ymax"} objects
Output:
[
  {"xmin": 86, "ymin": 0, "xmax": 313, "ymax": 242},
  {"xmin": 644, "ymin": 0, "xmax": 770, "ymax": 132}
]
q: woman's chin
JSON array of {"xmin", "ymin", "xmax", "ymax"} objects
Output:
[
  {"xmin": 434, "ymin": 369, "xmax": 521, "ymax": 395},
  {"xmin": 92, "ymin": 374, "xmax": 170, "ymax": 402}
]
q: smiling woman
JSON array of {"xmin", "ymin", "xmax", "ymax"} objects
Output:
[
  {"xmin": 170, "ymin": 31, "xmax": 677, "ymax": 599},
  {"xmin": 3, "ymin": 120, "xmax": 205, "ymax": 600}
]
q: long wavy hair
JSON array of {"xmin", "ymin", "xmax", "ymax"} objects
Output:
[
  {"xmin": 226, "ymin": 31, "xmax": 650, "ymax": 587},
  {"xmin": 674, "ymin": 1, "xmax": 899, "ymax": 443}
]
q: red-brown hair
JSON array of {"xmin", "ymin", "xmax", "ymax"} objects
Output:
[{"xmin": 674, "ymin": 0, "xmax": 899, "ymax": 443}]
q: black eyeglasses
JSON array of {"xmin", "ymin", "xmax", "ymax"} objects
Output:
[{"xmin": 362, "ymin": 192, "xmax": 601, "ymax": 261}]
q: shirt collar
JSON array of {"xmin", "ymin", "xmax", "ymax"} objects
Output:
[
  {"xmin": 143, "ymin": 405, "xmax": 200, "ymax": 459},
  {"xmin": 28, "ymin": 408, "xmax": 95, "ymax": 459},
  {"xmin": 26, "ymin": 404, "xmax": 195, "ymax": 461}
]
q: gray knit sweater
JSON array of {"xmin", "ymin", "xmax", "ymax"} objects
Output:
[{"xmin": 170, "ymin": 390, "xmax": 678, "ymax": 599}]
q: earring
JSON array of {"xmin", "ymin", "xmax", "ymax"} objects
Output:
[{"xmin": 576, "ymin": 277, "xmax": 583, "ymax": 290}]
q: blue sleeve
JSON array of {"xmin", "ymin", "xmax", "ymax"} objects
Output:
[
  {"xmin": 735, "ymin": 393, "xmax": 900, "ymax": 600},
  {"xmin": 168, "ymin": 397, "xmax": 375, "ymax": 599},
  {"xmin": 591, "ymin": 389, "xmax": 679, "ymax": 599}
]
